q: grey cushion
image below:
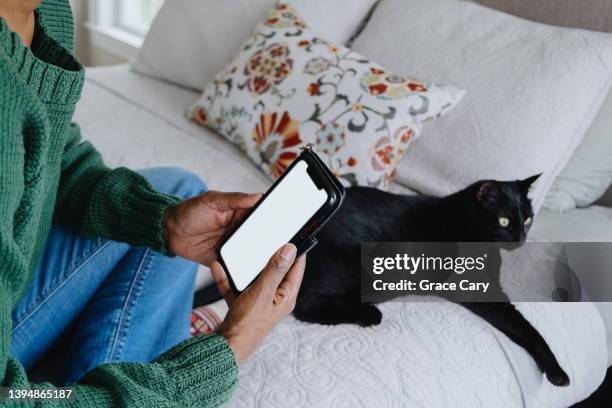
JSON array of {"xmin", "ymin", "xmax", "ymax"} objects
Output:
[
  {"xmin": 473, "ymin": 0, "xmax": 612, "ymax": 207},
  {"xmin": 474, "ymin": 0, "xmax": 612, "ymax": 33}
]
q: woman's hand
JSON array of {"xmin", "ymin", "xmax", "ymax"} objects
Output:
[
  {"xmin": 163, "ymin": 191, "xmax": 262, "ymax": 267},
  {"xmin": 211, "ymin": 243, "xmax": 306, "ymax": 366}
]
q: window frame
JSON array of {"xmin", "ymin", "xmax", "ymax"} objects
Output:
[
  {"xmin": 112, "ymin": 0, "xmax": 154, "ymax": 37},
  {"xmin": 86, "ymin": 0, "xmax": 160, "ymax": 60}
]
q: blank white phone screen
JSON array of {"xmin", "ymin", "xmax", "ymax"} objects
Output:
[{"xmin": 220, "ymin": 161, "xmax": 329, "ymax": 291}]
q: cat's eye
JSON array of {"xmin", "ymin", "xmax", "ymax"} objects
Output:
[
  {"xmin": 524, "ymin": 217, "xmax": 532, "ymax": 226},
  {"xmin": 498, "ymin": 216, "xmax": 510, "ymax": 228}
]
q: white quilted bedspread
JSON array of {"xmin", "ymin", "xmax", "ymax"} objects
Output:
[
  {"xmin": 74, "ymin": 66, "xmax": 608, "ymax": 407},
  {"xmin": 230, "ymin": 301, "xmax": 605, "ymax": 408}
]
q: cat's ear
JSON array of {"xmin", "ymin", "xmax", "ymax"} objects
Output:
[
  {"xmin": 519, "ymin": 174, "xmax": 541, "ymax": 195},
  {"xmin": 476, "ymin": 181, "xmax": 500, "ymax": 208}
]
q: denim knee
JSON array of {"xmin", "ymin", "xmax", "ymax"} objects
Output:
[{"xmin": 138, "ymin": 167, "xmax": 207, "ymax": 200}]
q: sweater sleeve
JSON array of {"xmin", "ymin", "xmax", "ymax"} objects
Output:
[
  {"xmin": 0, "ymin": 284, "xmax": 238, "ymax": 408},
  {"xmin": 54, "ymin": 123, "xmax": 180, "ymax": 252},
  {"xmin": 0, "ymin": 75, "xmax": 238, "ymax": 406}
]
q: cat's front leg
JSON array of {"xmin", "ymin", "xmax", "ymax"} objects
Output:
[{"xmin": 460, "ymin": 302, "xmax": 570, "ymax": 386}]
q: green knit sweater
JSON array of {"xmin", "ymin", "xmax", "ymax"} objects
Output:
[{"xmin": 0, "ymin": 1, "xmax": 237, "ymax": 406}]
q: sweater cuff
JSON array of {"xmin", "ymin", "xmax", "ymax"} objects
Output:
[
  {"xmin": 86, "ymin": 168, "xmax": 181, "ymax": 253},
  {"xmin": 156, "ymin": 334, "xmax": 239, "ymax": 404},
  {"xmin": 119, "ymin": 181, "xmax": 180, "ymax": 253},
  {"xmin": 71, "ymin": 386, "xmax": 114, "ymax": 406}
]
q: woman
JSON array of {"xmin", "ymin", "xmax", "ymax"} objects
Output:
[{"xmin": 0, "ymin": 0, "xmax": 305, "ymax": 406}]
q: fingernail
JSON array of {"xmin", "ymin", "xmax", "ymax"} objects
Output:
[{"xmin": 280, "ymin": 244, "xmax": 297, "ymax": 261}]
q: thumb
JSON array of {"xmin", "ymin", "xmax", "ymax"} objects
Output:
[
  {"xmin": 204, "ymin": 191, "xmax": 262, "ymax": 210},
  {"xmin": 253, "ymin": 244, "xmax": 297, "ymax": 296}
]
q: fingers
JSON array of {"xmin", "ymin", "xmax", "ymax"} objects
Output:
[
  {"xmin": 211, "ymin": 261, "xmax": 237, "ymax": 305},
  {"xmin": 254, "ymin": 244, "xmax": 297, "ymax": 295},
  {"xmin": 204, "ymin": 191, "xmax": 262, "ymax": 210},
  {"xmin": 278, "ymin": 255, "xmax": 306, "ymax": 297},
  {"xmin": 231, "ymin": 207, "xmax": 256, "ymax": 226}
]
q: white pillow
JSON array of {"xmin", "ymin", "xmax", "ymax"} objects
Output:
[
  {"xmin": 544, "ymin": 90, "xmax": 612, "ymax": 211},
  {"xmin": 351, "ymin": 0, "xmax": 612, "ymax": 211},
  {"xmin": 131, "ymin": 0, "xmax": 377, "ymax": 91},
  {"xmin": 187, "ymin": 3, "xmax": 464, "ymax": 189}
]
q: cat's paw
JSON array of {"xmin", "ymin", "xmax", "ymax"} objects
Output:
[
  {"xmin": 546, "ymin": 366, "xmax": 570, "ymax": 387},
  {"xmin": 357, "ymin": 305, "xmax": 382, "ymax": 327}
]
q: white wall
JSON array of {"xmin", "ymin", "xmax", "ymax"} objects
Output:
[{"xmin": 69, "ymin": 0, "xmax": 128, "ymax": 66}]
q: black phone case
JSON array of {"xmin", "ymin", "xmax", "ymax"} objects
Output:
[{"xmin": 217, "ymin": 145, "xmax": 346, "ymax": 293}]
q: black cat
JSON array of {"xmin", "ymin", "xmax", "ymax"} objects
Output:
[{"xmin": 294, "ymin": 175, "xmax": 571, "ymax": 387}]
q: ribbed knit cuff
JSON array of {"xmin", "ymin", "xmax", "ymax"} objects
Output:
[
  {"xmin": 116, "ymin": 179, "xmax": 180, "ymax": 254},
  {"xmin": 79, "ymin": 166, "xmax": 182, "ymax": 253},
  {"xmin": 70, "ymin": 386, "xmax": 114, "ymax": 407},
  {"xmin": 156, "ymin": 334, "xmax": 239, "ymax": 405}
]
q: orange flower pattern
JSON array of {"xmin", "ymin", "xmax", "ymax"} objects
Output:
[
  {"xmin": 361, "ymin": 67, "xmax": 430, "ymax": 101},
  {"xmin": 253, "ymin": 111, "xmax": 302, "ymax": 178},
  {"xmin": 188, "ymin": 3, "xmax": 462, "ymax": 187},
  {"xmin": 264, "ymin": 3, "xmax": 307, "ymax": 30},
  {"xmin": 244, "ymin": 43, "xmax": 293, "ymax": 95}
]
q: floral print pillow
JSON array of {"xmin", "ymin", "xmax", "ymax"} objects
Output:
[{"xmin": 188, "ymin": 3, "xmax": 464, "ymax": 189}]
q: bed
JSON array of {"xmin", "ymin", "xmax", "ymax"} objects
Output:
[{"xmin": 73, "ymin": 64, "xmax": 611, "ymax": 407}]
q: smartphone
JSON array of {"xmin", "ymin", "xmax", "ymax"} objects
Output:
[{"xmin": 218, "ymin": 146, "xmax": 345, "ymax": 292}]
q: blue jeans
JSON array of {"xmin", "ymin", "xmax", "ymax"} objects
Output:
[{"xmin": 11, "ymin": 167, "xmax": 206, "ymax": 385}]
